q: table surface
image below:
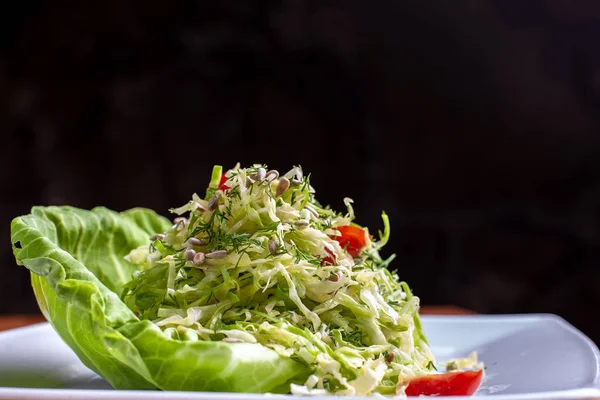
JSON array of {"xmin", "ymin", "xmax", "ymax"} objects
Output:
[{"xmin": 0, "ymin": 306, "xmax": 474, "ymax": 332}]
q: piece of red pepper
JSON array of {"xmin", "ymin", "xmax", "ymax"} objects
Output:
[
  {"xmin": 333, "ymin": 225, "xmax": 367, "ymax": 257},
  {"xmin": 218, "ymin": 174, "xmax": 229, "ymax": 191}
]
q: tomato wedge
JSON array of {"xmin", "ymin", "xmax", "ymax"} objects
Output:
[
  {"xmin": 333, "ymin": 225, "xmax": 367, "ymax": 257},
  {"xmin": 218, "ymin": 174, "xmax": 229, "ymax": 191},
  {"xmin": 405, "ymin": 370, "xmax": 483, "ymax": 397}
]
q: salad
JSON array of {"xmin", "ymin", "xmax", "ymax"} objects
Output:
[{"xmin": 11, "ymin": 164, "xmax": 483, "ymax": 396}]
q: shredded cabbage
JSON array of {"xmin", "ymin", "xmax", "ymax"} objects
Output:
[{"xmin": 121, "ymin": 164, "xmax": 437, "ymax": 396}]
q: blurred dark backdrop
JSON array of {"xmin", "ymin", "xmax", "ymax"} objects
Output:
[{"xmin": 2, "ymin": 1, "xmax": 600, "ymax": 341}]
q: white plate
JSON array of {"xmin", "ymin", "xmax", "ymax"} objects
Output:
[{"xmin": 0, "ymin": 314, "xmax": 598, "ymax": 399}]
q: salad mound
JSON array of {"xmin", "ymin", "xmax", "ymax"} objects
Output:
[
  {"xmin": 11, "ymin": 163, "xmax": 482, "ymax": 396},
  {"xmin": 121, "ymin": 164, "xmax": 435, "ymax": 396}
]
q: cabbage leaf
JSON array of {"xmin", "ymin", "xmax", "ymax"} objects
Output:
[{"xmin": 11, "ymin": 206, "xmax": 309, "ymax": 392}]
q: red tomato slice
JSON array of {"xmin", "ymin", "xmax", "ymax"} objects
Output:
[
  {"xmin": 405, "ymin": 370, "xmax": 483, "ymax": 397},
  {"xmin": 333, "ymin": 225, "xmax": 367, "ymax": 257},
  {"xmin": 218, "ymin": 174, "xmax": 229, "ymax": 191}
]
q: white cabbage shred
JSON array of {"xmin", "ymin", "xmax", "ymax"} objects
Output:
[{"xmin": 122, "ymin": 164, "xmax": 437, "ymax": 396}]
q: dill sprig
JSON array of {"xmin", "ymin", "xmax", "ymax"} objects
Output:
[
  {"xmin": 216, "ymin": 233, "xmax": 260, "ymax": 253},
  {"xmin": 292, "ymin": 244, "xmax": 322, "ymax": 266}
]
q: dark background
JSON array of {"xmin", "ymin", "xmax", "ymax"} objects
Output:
[{"xmin": 2, "ymin": 1, "xmax": 600, "ymax": 341}]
